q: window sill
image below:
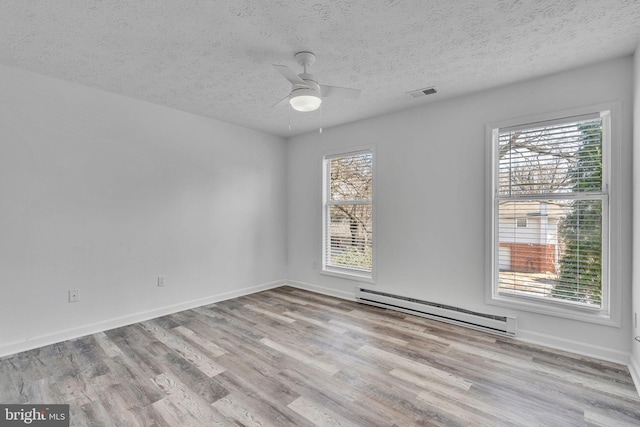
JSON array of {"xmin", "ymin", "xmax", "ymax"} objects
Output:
[
  {"xmin": 487, "ymin": 293, "xmax": 618, "ymax": 327},
  {"xmin": 321, "ymin": 267, "xmax": 374, "ymax": 283}
]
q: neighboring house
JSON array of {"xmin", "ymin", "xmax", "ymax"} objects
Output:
[{"xmin": 498, "ymin": 201, "xmax": 566, "ymax": 274}]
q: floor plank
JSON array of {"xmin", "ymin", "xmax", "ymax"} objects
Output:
[{"xmin": 1, "ymin": 286, "xmax": 639, "ymax": 426}]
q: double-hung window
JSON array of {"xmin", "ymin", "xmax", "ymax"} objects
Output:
[
  {"xmin": 322, "ymin": 149, "xmax": 373, "ymax": 280},
  {"xmin": 488, "ymin": 108, "xmax": 612, "ymax": 321}
]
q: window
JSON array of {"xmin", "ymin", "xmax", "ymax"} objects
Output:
[
  {"xmin": 322, "ymin": 149, "xmax": 373, "ymax": 280},
  {"xmin": 488, "ymin": 109, "xmax": 612, "ymax": 320}
]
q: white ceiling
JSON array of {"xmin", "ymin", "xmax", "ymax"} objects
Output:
[{"xmin": 1, "ymin": 1, "xmax": 639, "ymax": 137}]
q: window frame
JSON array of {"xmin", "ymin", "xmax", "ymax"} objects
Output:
[
  {"xmin": 321, "ymin": 147, "xmax": 375, "ymax": 282},
  {"xmin": 485, "ymin": 103, "xmax": 621, "ymax": 326}
]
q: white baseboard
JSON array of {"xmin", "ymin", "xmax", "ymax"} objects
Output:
[
  {"xmin": 628, "ymin": 353, "xmax": 640, "ymax": 397},
  {"xmin": 284, "ymin": 280, "xmax": 356, "ymax": 301},
  {"xmin": 515, "ymin": 329, "xmax": 630, "ymax": 365},
  {"xmin": 0, "ymin": 280, "xmax": 285, "ymax": 359}
]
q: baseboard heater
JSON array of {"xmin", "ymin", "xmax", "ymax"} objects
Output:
[{"xmin": 355, "ymin": 288, "xmax": 516, "ymax": 336}]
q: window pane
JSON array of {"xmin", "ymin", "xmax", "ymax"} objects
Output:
[
  {"xmin": 499, "ymin": 118, "xmax": 602, "ymax": 196},
  {"xmin": 498, "ymin": 199, "xmax": 602, "ymax": 307},
  {"xmin": 330, "ymin": 153, "xmax": 373, "ymax": 201},
  {"xmin": 495, "ymin": 113, "xmax": 605, "ymax": 309},
  {"xmin": 327, "ymin": 204, "xmax": 372, "ymax": 272}
]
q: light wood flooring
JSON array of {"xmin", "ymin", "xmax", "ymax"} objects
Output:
[{"xmin": 1, "ymin": 286, "xmax": 639, "ymax": 426}]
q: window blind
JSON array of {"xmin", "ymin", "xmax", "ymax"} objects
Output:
[{"xmin": 496, "ymin": 114, "xmax": 606, "ymax": 308}]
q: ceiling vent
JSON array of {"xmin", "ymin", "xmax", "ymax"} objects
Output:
[{"xmin": 407, "ymin": 87, "xmax": 437, "ymax": 98}]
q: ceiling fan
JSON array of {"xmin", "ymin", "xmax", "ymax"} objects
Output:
[{"xmin": 273, "ymin": 51, "xmax": 361, "ymax": 112}]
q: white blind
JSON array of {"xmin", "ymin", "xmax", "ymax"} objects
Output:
[
  {"xmin": 324, "ymin": 151, "xmax": 373, "ymax": 274},
  {"xmin": 496, "ymin": 114, "xmax": 606, "ymax": 308}
]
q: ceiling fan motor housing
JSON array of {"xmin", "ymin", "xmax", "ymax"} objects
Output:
[{"xmin": 295, "ymin": 73, "xmax": 320, "ymax": 91}]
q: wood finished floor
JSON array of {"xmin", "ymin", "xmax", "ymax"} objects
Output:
[{"xmin": 1, "ymin": 286, "xmax": 639, "ymax": 426}]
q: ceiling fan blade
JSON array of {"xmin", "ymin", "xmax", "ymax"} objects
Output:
[
  {"xmin": 320, "ymin": 85, "xmax": 361, "ymax": 99},
  {"xmin": 272, "ymin": 94, "xmax": 291, "ymax": 108},
  {"xmin": 273, "ymin": 64, "xmax": 308, "ymax": 87}
]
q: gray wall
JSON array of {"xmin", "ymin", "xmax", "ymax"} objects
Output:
[
  {"xmin": 631, "ymin": 46, "xmax": 640, "ymax": 384},
  {"xmin": 0, "ymin": 65, "xmax": 288, "ymax": 356},
  {"xmin": 287, "ymin": 56, "xmax": 634, "ymax": 363}
]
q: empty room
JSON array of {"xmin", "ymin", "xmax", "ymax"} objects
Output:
[{"xmin": 2, "ymin": 1, "xmax": 640, "ymax": 426}]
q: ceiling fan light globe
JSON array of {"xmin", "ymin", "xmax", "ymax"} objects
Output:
[{"xmin": 290, "ymin": 93, "xmax": 322, "ymax": 112}]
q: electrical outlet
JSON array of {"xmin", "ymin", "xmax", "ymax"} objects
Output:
[
  {"xmin": 69, "ymin": 289, "xmax": 79, "ymax": 303},
  {"xmin": 157, "ymin": 276, "xmax": 165, "ymax": 287},
  {"xmin": 312, "ymin": 261, "xmax": 317, "ymax": 270}
]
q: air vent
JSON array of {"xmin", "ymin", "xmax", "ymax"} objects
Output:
[{"xmin": 407, "ymin": 87, "xmax": 437, "ymax": 98}]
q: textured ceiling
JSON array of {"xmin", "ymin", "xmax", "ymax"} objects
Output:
[{"xmin": 0, "ymin": 1, "xmax": 639, "ymax": 137}]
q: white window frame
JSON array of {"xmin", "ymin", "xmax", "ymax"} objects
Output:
[
  {"xmin": 321, "ymin": 147, "xmax": 375, "ymax": 282},
  {"xmin": 485, "ymin": 103, "xmax": 621, "ymax": 326}
]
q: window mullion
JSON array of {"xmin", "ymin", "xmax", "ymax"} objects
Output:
[
  {"xmin": 328, "ymin": 200, "xmax": 372, "ymax": 206},
  {"xmin": 497, "ymin": 193, "xmax": 607, "ymax": 202}
]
